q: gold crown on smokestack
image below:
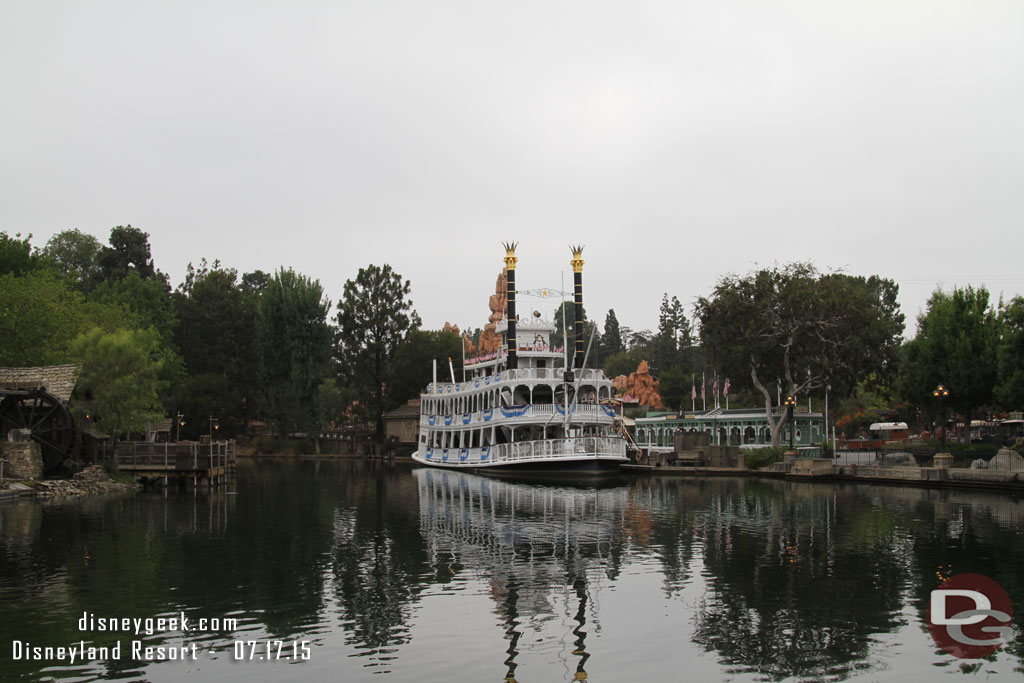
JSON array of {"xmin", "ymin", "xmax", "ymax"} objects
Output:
[
  {"xmin": 502, "ymin": 241, "xmax": 518, "ymax": 269},
  {"xmin": 570, "ymin": 244, "xmax": 585, "ymax": 273}
]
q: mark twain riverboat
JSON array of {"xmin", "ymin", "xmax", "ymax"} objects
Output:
[{"xmin": 411, "ymin": 244, "xmax": 627, "ymax": 475}]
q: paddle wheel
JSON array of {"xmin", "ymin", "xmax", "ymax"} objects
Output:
[{"xmin": 0, "ymin": 388, "xmax": 76, "ymax": 475}]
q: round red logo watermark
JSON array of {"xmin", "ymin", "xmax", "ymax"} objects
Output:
[{"xmin": 928, "ymin": 573, "xmax": 1013, "ymax": 659}]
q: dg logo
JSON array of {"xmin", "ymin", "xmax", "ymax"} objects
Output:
[{"xmin": 929, "ymin": 573, "xmax": 1014, "ymax": 659}]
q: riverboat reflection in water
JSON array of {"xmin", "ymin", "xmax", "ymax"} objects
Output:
[{"xmin": 414, "ymin": 468, "xmax": 628, "ymax": 681}]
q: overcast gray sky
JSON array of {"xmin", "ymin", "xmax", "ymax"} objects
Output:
[{"xmin": 3, "ymin": 0, "xmax": 1022, "ymax": 337}]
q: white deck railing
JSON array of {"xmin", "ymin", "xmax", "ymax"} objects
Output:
[
  {"xmin": 426, "ymin": 367, "xmax": 610, "ymax": 394},
  {"xmin": 418, "ymin": 436, "xmax": 627, "ymax": 466},
  {"xmin": 422, "ymin": 403, "xmax": 618, "ymax": 429}
]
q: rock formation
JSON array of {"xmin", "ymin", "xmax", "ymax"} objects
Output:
[
  {"xmin": 477, "ymin": 270, "xmax": 508, "ymax": 355},
  {"xmin": 618, "ymin": 360, "xmax": 663, "ymax": 408}
]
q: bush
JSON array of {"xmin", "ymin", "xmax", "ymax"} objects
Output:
[{"xmin": 744, "ymin": 447, "xmax": 787, "ymax": 470}]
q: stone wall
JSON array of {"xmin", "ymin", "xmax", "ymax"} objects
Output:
[{"xmin": 1, "ymin": 441, "xmax": 43, "ymax": 480}]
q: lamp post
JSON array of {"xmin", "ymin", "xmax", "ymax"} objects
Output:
[
  {"xmin": 825, "ymin": 384, "xmax": 831, "ymax": 452},
  {"xmin": 209, "ymin": 416, "xmax": 219, "ymax": 440},
  {"xmin": 176, "ymin": 413, "xmax": 185, "ymax": 442},
  {"xmin": 933, "ymin": 384, "xmax": 949, "ymax": 450},
  {"xmin": 784, "ymin": 395, "xmax": 797, "ymax": 451}
]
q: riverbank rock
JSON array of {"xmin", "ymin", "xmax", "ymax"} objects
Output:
[
  {"xmin": 33, "ymin": 472, "xmax": 139, "ymax": 497},
  {"xmin": 990, "ymin": 448, "xmax": 1024, "ymax": 471},
  {"xmin": 882, "ymin": 452, "xmax": 917, "ymax": 467}
]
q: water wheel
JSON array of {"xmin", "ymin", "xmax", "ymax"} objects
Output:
[{"xmin": 0, "ymin": 389, "xmax": 76, "ymax": 475}]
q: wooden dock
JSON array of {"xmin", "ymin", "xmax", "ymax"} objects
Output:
[{"xmin": 113, "ymin": 441, "xmax": 237, "ymax": 488}]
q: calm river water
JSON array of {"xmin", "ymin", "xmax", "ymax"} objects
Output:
[{"xmin": 2, "ymin": 459, "xmax": 1023, "ymax": 682}]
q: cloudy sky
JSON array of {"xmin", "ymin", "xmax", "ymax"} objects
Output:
[{"xmin": 3, "ymin": 0, "xmax": 1022, "ymax": 337}]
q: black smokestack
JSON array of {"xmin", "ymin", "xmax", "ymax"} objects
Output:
[
  {"xmin": 503, "ymin": 242, "xmax": 518, "ymax": 370},
  {"xmin": 570, "ymin": 245, "xmax": 584, "ymax": 369}
]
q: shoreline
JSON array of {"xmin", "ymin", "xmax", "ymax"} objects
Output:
[{"xmin": 621, "ymin": 462, "xmax": 1024, "ymax": 493}]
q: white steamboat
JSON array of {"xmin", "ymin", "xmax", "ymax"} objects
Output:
[{"xmin": 412, "ymin": 244, "xmax": 627, "ymax": 475}]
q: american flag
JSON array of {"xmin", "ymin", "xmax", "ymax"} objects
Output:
[
  {"xmin": 701, "ymin": 380, "xmax": 705, "ymax": 400},
  {"xmin": 713, "ymin": 378, "xmax": 719, "ymax": 397},
  {"xmin": 691, "ymin": 384, "xmax": 697, "ymax": 400},
  {"xmin": 724, "ymin": 378, "xmax": 731, "ymax": 396}
]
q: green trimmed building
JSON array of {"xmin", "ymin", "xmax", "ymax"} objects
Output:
[{"xmin": 635, "ymin": 407, "xmax": 825, "ymax": 453}]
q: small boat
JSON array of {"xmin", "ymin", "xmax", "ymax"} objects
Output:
[{"xmin": 411, "ymin": 244, "xmax": 628, "ymax": 475}]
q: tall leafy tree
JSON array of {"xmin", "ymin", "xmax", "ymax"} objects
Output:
[
  {"xmin": 258, "ymin": 268, "xmax": 334, "ymax": 438},
  {"xmin": 602, "ymin": 309, "xmax": 623, "ymax": 357},
  {"xmin": 651, "ymin": 294, "xmax": 692, "ymax": 375},
  {"xmin": 43, "ymin": 229, "xmax": 102, "ymax": 292},
  {"xmin": 71, "ymin": 327, "xmax": 166, "ymax": 449},
  {"xmin": 0, "ymin": 231, "xmax": 46, "ymax": 276},
  {"xmin": 696, "ymin": 263, "xmax": 904, "ymax": 447},
  {"xmin": 897, "ymin": 286, "xmax": 1000, "ymax": 423},
  {"xmin": 0, "ymin": 270, "xmax": 87, "ymax": 365},
  {"xmin": 98, "ymin": 225, "xmax": 157, "ymax": 281},
  {"xmin": 336, "ymin": 264, "xmax": 421, "ymax": 439},
  {"xmin": 550, "ymin": 301, "xmax": 599, "ymax": 360},
  {"xmin": 388, "ymin": 329, "xmax": 464, "ymax": 407},
  {"xmin": 172, "ymin": 260, "xmax": 262, "ymax": 437},
  {"xmin": 997, "ymin": 296, "xmax": 1024, "ymax": 410}
]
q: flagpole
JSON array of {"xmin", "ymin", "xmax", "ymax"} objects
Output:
[
  {"xmin": 702, "ymin": 371, "xmax": 706, "ymax": 412},
  {"xmin": 691, "ymin": 373, "xmax": 695, "ymax": 412}
]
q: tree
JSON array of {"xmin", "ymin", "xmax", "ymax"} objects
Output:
[
  {"xmin": 71, "ymin": 327, "xmax": 166, "ymax": 448},
  {"xmin": 0, "ymin": 270, "xmax": 87, "ymax": 365},
  {"xmin": 388, "ymin": 329, "xmax": 464, "ymax": 407},
  {"xmin": 43, "ymin": 229, "xmax": 102, "ymax": 292},
  {"xmin": 651, "ymin": 294, "xmax": 692, "ymax": 375},
  {"xmin": 696, "ymin": 263, "xmax": 904, "ymax": 447},
  {"xmin": 602, "ymin": 309, "xmax": 623, "ymax": 357},
  {"xmin": 258, "ymin": 268, "xmax": 334, "ymax": 438},
  {"xmin": 0, "ymin": 231, "xmax": 46, "ymax": 276},
  {"xmin": 550, "ymin": 301, "xmax": 599, "ymax": 361},
  {"xmin": 91, "ymin": 271, "xmax": 177, "ymax": 339},
  {"xmin": 172, "ymin": 260, "xmax": 262, "ymax": 437},
  {"xmin": 98, "ymin": 225, "xmax": 157, "ymax": 281},
  {"xmin": 897, "ymin": 286, "xmax": 1000, "ymax": 424},
  {"xmin": 336, "ymin": 264, "xmax": 420, "ymax": 439},
  {"xmin": 603, "ymin": 347, "xmax": 647, "ymax": 380},
  {"xmin": 997, "ymin": 296, "xmax": 1024, "ymax": 410}
]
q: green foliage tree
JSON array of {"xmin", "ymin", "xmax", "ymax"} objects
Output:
[
  {"xmin": 602, "ymin": 309, "xmax": 623, "ymax": 357},
  {"xmin": 172, "ymin": 260, "xmax": 262, "ymax": 437},
  {"xmin": 550, "ymin": 301, "xmax": 600, "ymax": 361},
  {"xmin": 71, "ymin": 327, "xmax": 166, "ymax": 449},
  {"xmin": 91, "ymin": 271, "xmax": 177, "ymax": 338},
  {"xmin": 603, "ymin": 347, "xmax": 647, "ymax": 380},
  {"xmin": 312, "ymin": 378, "xmax": 351, "ymax": 453},
  {"xmin": 98, "ymin": 225, "xmax": 157, "ymax": 281},
  {"xmin": 897, "ymin": 286, "xmax": 1000, "ymax": 424},
  {"xmin": 0, "ymin": 270, "xmax": 87, "ymax": 365},
  {"xmin": 696, "ymin": 263, "xmax": 904, "ymax": 447},
  {"xmin": 336, "ymin": 264, "xmax": 421, "ymax": 439},
  {"xmin": 258, "ymin": 268, "xmax": 334, "ymax": 438},
  {"xmin": 997, "ymin": 296, "xmax": 1024, "ymax": 410},
  {"xmin": 388, "ymin": 329, "xmax": 464, "ymax": 407},
  {"xmin": 43, "ymin": 229, "xmax": 102, "ymax": 292},
  {"xmin": 0, "ymin": 231, "xmax": 46, "ymax": 276},
  {"xmin": 651, "ymin": 294, "xmax": 692, "ymax": 375}
]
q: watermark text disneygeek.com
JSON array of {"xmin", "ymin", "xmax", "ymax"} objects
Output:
[{"xmin": 8, "ymin": 611, "xmax": 309, "ymax": 664}]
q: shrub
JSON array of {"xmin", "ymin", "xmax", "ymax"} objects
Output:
[{"xmin": 744, "ymin": 447, "xmax": 787, "ymax": 470}]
